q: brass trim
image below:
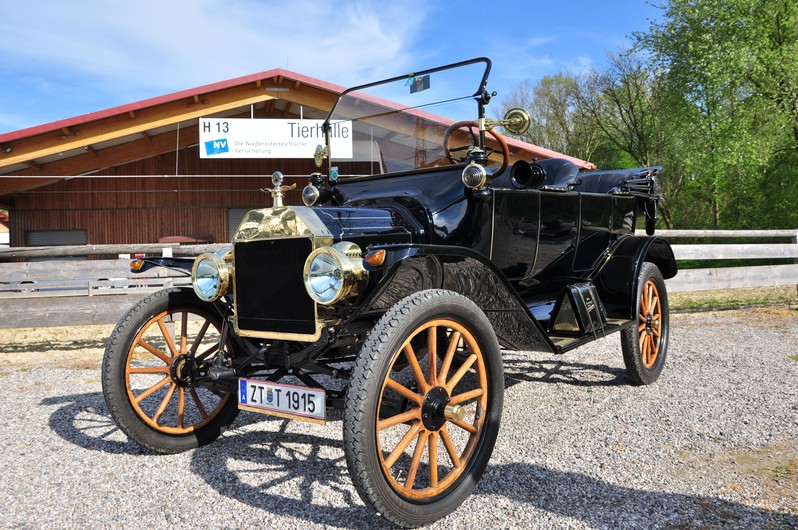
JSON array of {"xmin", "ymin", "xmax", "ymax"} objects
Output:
[
  {"xmin": 233, "ymin": 319, "xmax": 324, "ymax": 343},
  {"xmin": 231, "ymin": 206, "xmax": 336, "ymax": 343}
]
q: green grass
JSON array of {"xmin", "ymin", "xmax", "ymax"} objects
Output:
[{"xmin": 669, "ymin": 285, "xmax": 798, "ymax": 313}]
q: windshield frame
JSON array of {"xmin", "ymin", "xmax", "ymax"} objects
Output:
[{"xmin": 320, "ymin": 57, "xmax": 493, "ymax": 180}]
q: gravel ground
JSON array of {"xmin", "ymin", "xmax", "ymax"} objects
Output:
[{"xmin": 0, "ymin": 308, "xmax": 796, "ymax": 529}]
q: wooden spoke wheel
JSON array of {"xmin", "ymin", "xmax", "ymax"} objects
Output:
[
  {"xmin": 621, "ymin": 263, "xmax": 670, "ymax": 385},
  {"xmin": 102, "ymin": 288, "xmax": 239, "ymax": 453},
  {"xmin": 344, "ymin": 290, "xmax": 503, "ymax": 527}
]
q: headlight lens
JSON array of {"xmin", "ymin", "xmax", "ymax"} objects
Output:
[
  {"xmin": 302, "ymin": 184, "xmax": 320, "ymax": 206},
  {"xmin": 192, "ymin": 249, "xmax": 231, "ymax": 302},
  {"xmin": 303, "ymin": 242, "xmax": 366, "ymax": 305}
]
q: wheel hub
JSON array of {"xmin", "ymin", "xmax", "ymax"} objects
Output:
[
  {"xmin": 421, "ymin": 386, "xmax": 466, "ymax": 431},
  {"xmin": 645, "ymin": 312, "xmax": 660, "ymax": 336},
  {"xmin": 169, "ymin": 354, "xmax": 196, "ymax": 387},
  {"xmin": 421, "ymin": 386, "xmax": 450, "ymax": 430}
]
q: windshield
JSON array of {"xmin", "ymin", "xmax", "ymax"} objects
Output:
[{"xmin": 321, "ymin": 58, "xmax": 497, "ymax": 179}]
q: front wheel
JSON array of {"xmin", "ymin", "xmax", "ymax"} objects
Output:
[
  {"xmin": 101, "ymin": 288, "xmax": 239, "ymax": 453},
  {"xmin": 343, "ymin": 290, "xmax": 504, "ymax": 528},
  {"xmin": 621, "ymin": 263, "xmax": 670, "ymax": 385}
]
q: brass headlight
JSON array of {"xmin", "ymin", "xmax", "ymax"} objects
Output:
[
  {"xmin": 191, "ymin": 249, "xmax": 232, "ymax": 302},
  {"xmin": 303, "ymin": 242, "xmax": 367, "ymax": 305}
]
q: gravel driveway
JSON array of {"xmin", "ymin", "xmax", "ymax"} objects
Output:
[{"xmin": 1, "ymin": 309, "xmax": 796, "ymax": 529}]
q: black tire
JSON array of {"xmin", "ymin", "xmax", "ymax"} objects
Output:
[
  {"xmin": 343, "ymin": 290, "xmax": 504, "ymax": 528},
  {"xmin": 101, "ymin": 287, "xmax": 239, "ymax": 453},
  {"xmin": 621, "ymin": 263, "xmax": 669, "ymax": 385}
]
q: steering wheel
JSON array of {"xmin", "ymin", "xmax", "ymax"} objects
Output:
[{"xmin": 442, "ymin": 121, "xmax": 510, "ymax": 178}]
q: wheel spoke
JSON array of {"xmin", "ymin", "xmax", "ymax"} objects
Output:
[
  {"xmin": 429, "ymin": 431, "xmax": 439, "ymax": 488},
  {"xmin": 404, "ymin": 343, "xmax": 429, "ymax": 393},
  {"xmin": 427, "ymin": 326, "xmax": 437, "ymax": 386},
  {"xmin": 385, "ymin": 378, "xmax": 424, "ymax": 406},
  {"xmin": 129, "ymin": 366, "xmax": 170, "ymax": 375},
  {"xmin": 438, "ymin": 330, "xmax": 461, "ymax": 386},
  {"xmin": 136, "ymin": 338, "xmax": 172, "ymax": 365},
  {"xmin": 453, "ymin": 419, "xmax": 478, "ymax": 434},
  {"xmin": 189, "ymin": 320, "xmax": 212, "ymax": 356},
  {"xmin": 404, "ymin": 431, "xmax": 428, "ymax": 490},
  {"xmin": 134, "ymin": 376, "xmax": 171, "ymax": 403},
  {"xmin": 189, "ymin": 388, "xmax": 209, "ymax": 419},
  {"xmin": 378, "ymin": 408, "xmax": 420, "ymax": 431},
  {"xmin": 449, "ymin": 387, "xmax": 483, "ymax": 406},
  {"xmin": 440, "ymin": 425, "xmax": 461, "ymax": 468},
  {"xmin": 180, "ymin": 311, "xmax": 188, "ymax": 355},
  {"xmin": 646, "ymin": 282, "xmax": 659, "ymax": 314},
  {"xmin": 152, "ymin": 383, "xmax": 177, "ymax": 424},
  {"xmin": 445, "ymin": 353, "xmax": 476, "ymax": 393},
  {"xmin": 384, "ymin": 421, "xmax": 422, "ymax": 468},
  {"xmin": 641, "ymin": 337, "xmax": 649, "ymax": 365},
  {"xmin": 177, "ymin": 387, "xmax": 185, "ymax": 429},
  {"xmin": 156, "ymin": 317, "xmax": 179, "ymax": 358}
]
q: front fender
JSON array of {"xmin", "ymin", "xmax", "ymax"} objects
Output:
[
  {"xmin": 358, "ymin": 244, "xmax": 554, "ymax": 352},
  {"xmin": 130, "ymin": 256, "xmax": 195, "ymax": 274}
]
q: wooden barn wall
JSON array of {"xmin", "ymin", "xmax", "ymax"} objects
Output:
[{"xmin": 9, "ymin": 146, "xmax": 322, "ymax": 246}]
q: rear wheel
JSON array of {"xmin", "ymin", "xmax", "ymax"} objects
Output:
[
  {"xmin": 102, "ymin": 288, "xmax": 239, "ymax": 453},
  {"xmin": 621, "ymin": 263, "xmax": 669, "ymax": 385},
  {"xmin": 344, "ymin": 290, "xmax": 503, "ymax": 527}
]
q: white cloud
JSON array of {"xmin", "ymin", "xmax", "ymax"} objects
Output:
[{"xmin": 0, "ymin": 0, "xmax": 429, "ymax": 96}]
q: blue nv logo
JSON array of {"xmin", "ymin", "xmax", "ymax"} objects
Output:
[{"xmin": 205, "ymin": 138, "xmax": 229, "ymax": 155}]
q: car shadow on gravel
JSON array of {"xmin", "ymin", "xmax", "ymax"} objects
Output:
[
  {"xmin": 41, "ymin": 392, "xmax": 149, "ymax": 455},
  {"xmin": 478, "ymin": 462, "xmax": 798, "ymax": 529},
  {"xmin": 41, "ymin": 391, "xmax": 268, "ymax": 456},
  {"xmin": 189, "ymin": 421, "xmax": 387, "ymax": 530},
  {"xmin": 502, "ymin": 358, "xmax": 631, "ymax": 388},
  {"xmin": 42, "ymin": 391, "xmax": 797, "ymax": 529}
]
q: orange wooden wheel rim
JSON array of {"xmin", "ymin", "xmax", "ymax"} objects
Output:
[
  {"xmin": 638, "ymin": 279, "xmax": 662, "ymax": 369},
  {"xmin": 376, "ymin": 318, "xmax": 489, "ymax": 500},
  {"xmin": 124, "ymin": 308, "xmax": 230, "ymax": 434}
]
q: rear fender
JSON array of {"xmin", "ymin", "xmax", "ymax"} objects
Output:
[
  {"xmin": 596, "ymin": 236, "xmax": 676, "ymax": 319},
  {"xmin": 359, "ymin": 244, "xmax": 554, "ymax": 352}
]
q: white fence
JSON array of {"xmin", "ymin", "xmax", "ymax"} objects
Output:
[{"xmin": 651, "ymin": 230, "xmax": 798, "ymax": 292}]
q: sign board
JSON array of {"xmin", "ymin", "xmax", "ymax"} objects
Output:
[{"xmin": 199, "ymin": 118, "xmax": 352, "ymax": 159}]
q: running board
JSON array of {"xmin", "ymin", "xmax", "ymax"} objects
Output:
[{"xmin": 551, "ymin": 318, "xmax": 634, "ymax": 353}]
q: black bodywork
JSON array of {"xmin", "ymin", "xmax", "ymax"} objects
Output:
[{"xmin": 218, "ymin": 164, "xmax": 675, "ymax": 391}]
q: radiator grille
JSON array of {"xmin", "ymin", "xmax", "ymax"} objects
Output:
[{"xmin": 233, "ymin": 237, "xmax": 316, "ymax": 336}]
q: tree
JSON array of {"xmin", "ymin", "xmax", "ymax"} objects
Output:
[
  {"xmin": 494, "ymin": 73, "xmax": 601, "ymax": 163},
  {"xmin": 638, "ymin": 0, "xmax": 798, "ymax": 229}
]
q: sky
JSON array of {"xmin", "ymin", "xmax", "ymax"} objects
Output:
[{"xmin": 0, "ymin": 0, "xmax": 662, "ymax": 135}]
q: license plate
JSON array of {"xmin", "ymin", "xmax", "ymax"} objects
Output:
[{"xmin": 238, "ymin": 378, "xmax": 326, "ymax": 424}]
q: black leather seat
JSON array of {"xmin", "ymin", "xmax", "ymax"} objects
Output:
[
  {"xmin": 536, "ymin": 158, "xmax": 580, "ymax": 188},
  {"xmin": 572, "ymin": 167, "xmax": 660, "ymax": 194}
]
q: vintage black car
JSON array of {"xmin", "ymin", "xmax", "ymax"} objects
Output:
[{"xmin": 102, "ymin": 58, "xmax": 676, "ymax": 527}]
